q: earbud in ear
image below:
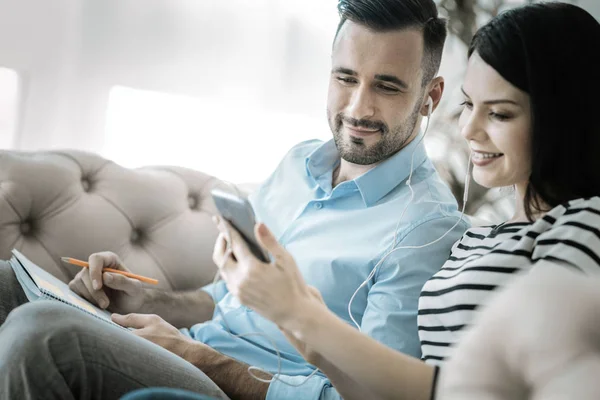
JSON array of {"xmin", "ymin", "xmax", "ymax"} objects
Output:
[{"xmin": 426, "ymin": 96, "xmax": 433, "ymax": 117}]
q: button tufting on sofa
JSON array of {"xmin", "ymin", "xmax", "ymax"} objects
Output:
[
  {"xmin": 187, "ymin": 194, "xmax": 198, "ymax": 210},
  {"xmin": 81, "ymin": 178, "xmax": 91, "ymax": 192},
  {"xmin": 0, "ymin": 150, "xmax": 225, "ymax": 290},
  {"xmin": 20, "ymin": 221, "xmax": 32, "ymax": 235},
  {"xmin": 130, "ymin": 229, "xmax": 142, "ymax": 243}
]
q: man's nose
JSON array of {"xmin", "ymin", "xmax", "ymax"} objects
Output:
[{"xmin": 345, "ymin": 85, "xmax": 376, "ymax": 121}]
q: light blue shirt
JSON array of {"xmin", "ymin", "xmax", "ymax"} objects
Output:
[{"xmin": 187, "ymin": 138, "xmax": 468, "ymax": 400}]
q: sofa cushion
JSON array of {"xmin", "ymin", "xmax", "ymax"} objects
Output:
[{"xmin": 0, "ymin": 150, "xmax": 225, "ymax": 291}]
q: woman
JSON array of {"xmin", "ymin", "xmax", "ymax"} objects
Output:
[{"xmin": 214, "ymin": 3, "xmax": 600, "ymax": 399}]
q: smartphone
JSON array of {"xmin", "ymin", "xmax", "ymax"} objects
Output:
[{"xmin": 210, "ymin": 188, "xmax": 270, "ymax": 263}]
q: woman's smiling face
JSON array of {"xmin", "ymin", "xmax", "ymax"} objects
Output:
[{"xmin": 459, "ymin": 51, "xmax": 532, "ymax": 190}]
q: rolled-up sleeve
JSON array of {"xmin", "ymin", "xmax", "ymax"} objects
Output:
[
  {"xmin": 360, "ymin": 216, "xmax": 467, "ymax": 358},
  {"xmin": 267, "ymin": 216, "xmax": 466, "ymax": 400},
  {"xmin": 201, "ymin": 280, "xmax": 229, "ymax": 303},
  {"xmin": 267, "ymin": 373, "xmax": 341, "ymax": 400}
]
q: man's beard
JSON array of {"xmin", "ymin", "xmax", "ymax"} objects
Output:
[{"xmin": 329, "ymin": 106, "xmax": 421, "ymax": 165}]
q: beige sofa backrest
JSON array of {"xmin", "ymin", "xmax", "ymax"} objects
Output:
[{"xmin": 0, "ymin": 150, "xmax": 224, "ymax": 291}]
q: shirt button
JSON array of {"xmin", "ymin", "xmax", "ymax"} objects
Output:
[{"xmin": 314, "ymin": 202, "xmax": 323, "ymax": 209}]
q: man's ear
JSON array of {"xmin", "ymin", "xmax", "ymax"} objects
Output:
[{"xmin": 420, "ymin": 76, "xmax": 445, "ymax": 116}]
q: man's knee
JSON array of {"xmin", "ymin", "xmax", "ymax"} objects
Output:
[
  {"xmin": 0, "ymin": 301, "xmax": 109, "ymax": 399},
  {"xmin": 1, "ymin": 301, "xmax": 96, "ymax": 359},
  {"xmin": 6, "ymin": 300, "xmax": 95, "ymax": 333},
  {"xmin": 0, "ymin": 260, "xmax": 19, "ymax": 290},
  {"xmin": 0, "ymin": 260, "xmax": 28, "ymax": 324}
]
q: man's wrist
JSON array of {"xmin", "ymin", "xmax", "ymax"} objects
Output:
[
  {"xmin": 183, "ymin": 341, "xmax": 270, "ymax": 400},
  {"xmin": 181, "ymin": 340, "xmax": 208, "ymax": 367},
  {"xmin": 137, "ymin": 288, "xmax": 156, "ymax": 314},
  {"xmin": 136, "ymin": 289, "xmax": 215, "ymax": 328}
]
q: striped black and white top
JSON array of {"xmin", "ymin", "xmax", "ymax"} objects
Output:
[{"xmin": 418, "ymin": 197, "xmax": 600, "ymax": 365}]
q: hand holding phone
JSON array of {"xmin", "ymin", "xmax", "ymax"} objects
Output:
[{"xmin": 210, "ymin": 188, "xmax": 270, "ymax": 263}]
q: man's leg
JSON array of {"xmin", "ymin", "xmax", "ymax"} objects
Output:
[
  {"xmin": 0, "ymin": 301, "xmax": 229, "ymax": 400},
  {"xmin": 0, "ymin": 260, "xmax": 28, "ymax": 325}
]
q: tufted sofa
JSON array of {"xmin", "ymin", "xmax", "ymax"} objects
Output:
[
  {"xmin": 2, "ymin": 149, "xmax": 600, "ymax": 400},
  {"xmin": 0, "ymin": 150, "xmax": 228, "ymax": 289}
]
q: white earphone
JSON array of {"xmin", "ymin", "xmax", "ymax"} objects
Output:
[
  {"xmin": 347, "ymin": 93, "xmax": 472, "ymax": 330},
  {"xmin": 214, "ymin": 93, "xmax": 472, "ymax": 387},
  {"xmin": 426, "ymin": 96, "xmax": 433, "ymax": 115}
]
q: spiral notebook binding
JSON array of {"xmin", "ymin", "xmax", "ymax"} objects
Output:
[{"xmin": 39, "ymin": 289, "xmax": 129, "ymax": 331}]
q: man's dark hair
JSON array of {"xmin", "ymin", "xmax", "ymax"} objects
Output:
[
  {"xmin": 335, "ymin": 0, "xmax": 447, "ymax": 86},
  {"xmin": 469, "ymin": 3, "xmax": 600, "ymax": 220}
]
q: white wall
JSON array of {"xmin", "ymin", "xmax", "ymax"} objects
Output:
[
  {"xmin": 0, "ymin": 0, "xmax": 82, "ymax": 150},
  {"xmin": 1, "ymin": 0, "xmax": 598, "ymax": 160},
  {"xmin": 578, "ymin": 0, "xmax": 600, "ymax": 20}
]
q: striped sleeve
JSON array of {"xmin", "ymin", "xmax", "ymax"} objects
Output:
[{"xmin": 532, "ymin": 199, "xmax": 600, "ymax": 272}]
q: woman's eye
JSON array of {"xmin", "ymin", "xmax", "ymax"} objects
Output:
[
  {"xmin": 337, "ymin": 77, "xmax": 356, "ymax": 84},
  {"xmin": 459, "ymin": 101, "xmax": 473, "ymax": 109},
  {"xmin": 490, "ymin": 112, "xmax": 512, "ymax": 121}
]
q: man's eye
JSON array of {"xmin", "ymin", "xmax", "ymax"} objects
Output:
[{"xmin": 377, "ymin": 84, "xmax": 399, "ymax": 93}]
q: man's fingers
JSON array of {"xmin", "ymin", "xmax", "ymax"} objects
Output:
[
  {"xmin": 78, "ymin": 271, "xmax": 110, "ymax": 308},
  {"xmin": 111, "ymin": 313, "xmax": 159, "ymax": 329},
  {"xmin": 103, "ymin": 272, "xmax": 141, "ymax": 295},
  {"xmin": 87, "ymin": 252, "xmax": 117, "ymax": 290},
  {"xmin": 69, "ymin": 270, "xmax": 109, "ymax": 308},
  {"xmin": 69, "ymin": 277, "xmax": 95, "ymax": 304}
]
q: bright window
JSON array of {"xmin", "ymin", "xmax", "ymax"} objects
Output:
[
  {"xmin": 0, "ymin": 67, "xmax": 20, "ymax": 149},
  {"xmin": 103, "ymin": 86, "xmax": 331, "ymax": 184},
  {"xmin": 102, "ymin": 1, "xmax": 340, "ymax": 184}
]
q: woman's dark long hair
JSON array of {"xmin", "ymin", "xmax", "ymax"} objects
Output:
[{"xmin": 469, "ymin": 3, "xmax": 600, "ymax": 220}]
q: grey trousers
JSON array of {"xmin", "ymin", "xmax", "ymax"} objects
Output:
[{"xmin": 0, "ymin": 261, "xmax": 229, "ymax": 400}]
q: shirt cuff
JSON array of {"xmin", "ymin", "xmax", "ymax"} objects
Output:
[
  {"xmin": 201, "ymin": 280, "xmax": 228, "ymax": 303},
  {"xmin": 267, "ymin": 373, "xmax": 335, "ymax": 400}
]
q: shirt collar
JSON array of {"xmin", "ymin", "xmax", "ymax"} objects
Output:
[
  {"xmin": 305, "ymin": 135, "xmax": 428, "ymax": 207},
  {"xmin": 305, "ymin": 140, "xmax": 340, "ymax": 194}
]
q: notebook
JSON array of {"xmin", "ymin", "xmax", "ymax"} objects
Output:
[{"xmin": 9, "ymin": 249, "xmax": 127, "ymax": 331}]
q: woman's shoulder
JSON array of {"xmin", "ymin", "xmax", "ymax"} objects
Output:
[
  {"xmin": 536, "ymin": 196, "xmax": 600, "ymax": 232},
  {"xmin": 545, "ymin": 196, "xmax": 600, "ymax": 217},
  {"xmin": 453, "ymin": 225, "xmax": 496, "ymax": 245},
  {"xmin": 530, "ymin": 196, "xmax": 600, "ymax": 272},
  {"xmin": 457, "ymin": 220, "xmax": 528, "ymax": 243},
  {"xmin": 563, "ymin": 196, "xmax": 600, "ymax": 213}
]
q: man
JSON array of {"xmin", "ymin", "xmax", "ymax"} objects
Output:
[{"xmin": 0, "ymin": 1, "xmax": 467, "ymax": 399}]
